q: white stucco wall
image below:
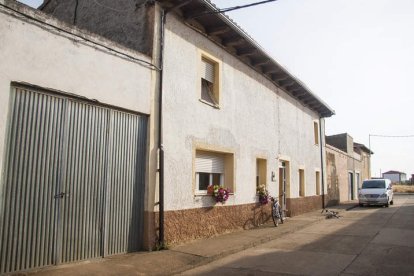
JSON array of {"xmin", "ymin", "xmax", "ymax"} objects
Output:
[
  {"xmin": 162, "ymin": 14, "xmax": 327, "ymax": 211},
  {"xmin": 0, "ymin": 3, "xmax": 153, "ymax": 188}
]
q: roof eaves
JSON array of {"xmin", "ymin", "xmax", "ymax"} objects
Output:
[{"xmin": 159, "ymin": 0, "xmax": 335, "ymax": 117}]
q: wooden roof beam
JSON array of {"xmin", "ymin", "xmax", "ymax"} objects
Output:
[
  {"xmin": 263, "ymin": 65, "xmax": 281, "ymax": 74},
  {"xmin": 252, "ymin": 59, "xmax": 270, "ymax": 67},
  {"xmin": 292, "ymin": 89, "xmax": 307, "ymax": 97},
  {"xmin": 279, "ymin": 78, "xmax": 295, "ymax": 87},
  {"xmin": 223, "ymin": 36, "xmax": 245, "ymax": 47},
  {"xmin": 206, "ymin": 25, "xmax": 231, "ymax": 36},
  {"xmin": 286, "ymin": 83, "xmax": 301, "ymax": 91},
  {"xmin": 184, "ymin": 8, "xmax": 207, "ymax": 19},
  {"xmin": 166, "ymin": 0, "xmax": 193, "ymax": 12},
  {"xmin": 236, "ymin": 47, "xmax": 257, "ymax": 57},
  {"xmin": 271, "ymin": 73, "xmax": 288, "ymax": 81}
]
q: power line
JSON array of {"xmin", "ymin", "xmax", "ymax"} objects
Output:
[
  {"xmin": 192, "ymin": 0, "xmax": 278, "ymax": 18},
  {"xmin": 216, "ymin": 0, "xmax": 278, "ymax": 13},
  {"xmin": 369, "ymin": 134, "xmax": 414, "ymax": 138}
]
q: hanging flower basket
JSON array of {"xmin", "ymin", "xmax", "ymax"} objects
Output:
[
  {"xmin": 257, "ymin": 184, "xmax": 269, "ymax": 205},
  {"xmin": 209, "ymin": 184, "xmax": 230, "ymax": 204}
]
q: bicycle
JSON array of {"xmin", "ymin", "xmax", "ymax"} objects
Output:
[
  {"xmin": 321, "ymin": 209, "xmax": 341, "ymax": 219},
  {"xmin": 271, "ymin": 197, "xmax": 284, "ymax": 227}
]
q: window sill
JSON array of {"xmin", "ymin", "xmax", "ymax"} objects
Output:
[
  {"xmin": 199, "ymin": 99, "xmax": 220, "ymax": 109},
  {"xmin": 194, "ymin": 192, "xmax": 234, "ymax": 197}
]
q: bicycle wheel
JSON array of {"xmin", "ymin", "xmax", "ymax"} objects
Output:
[
  {"xmin": 280, "ymin": 209, "xmax": 284, "ymax": 224},
  {"xmin": 272, "ymin": 209, "xmax": 279, "ymax": 227}
]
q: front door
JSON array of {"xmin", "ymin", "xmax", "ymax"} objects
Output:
[
  {"xmin": 348, "ymin": 172, "xmax": 354, "ymax": 200},
  {"xmin": 279, "ymin": 162, "xmax": 287, "ymax": 211}
]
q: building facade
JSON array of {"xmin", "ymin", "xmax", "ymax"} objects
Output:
[
  {"xmin": 325, "ymin": 133, "xmax": 371, "ymax": 203},
  {"xmin": 0, "ymin": 0, "xmax": 336, "ymax": 273},
  {"xmin": 160, "ymin": 10, "xmax": 332, "ymax": 243},
  {"xmin": 0, "ymin": 1, "xmax": 153, "ymax": 273}
]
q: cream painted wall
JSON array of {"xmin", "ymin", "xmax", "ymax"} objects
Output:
[
  {"xmin": 162, "ymin": 14, "xmax": 326, "ymax": 211},
  {"xmin": 0, "ymin": 3, "xmax": 153, "ymax": 191}
]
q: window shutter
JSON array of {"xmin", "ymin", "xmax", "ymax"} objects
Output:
[
  {"xmin": 196, "ymin": 152, "xmax": 224, "ymax": 173},
  {"xmin": 202, "ymin": 58, "xmax": 215, "ymax": 83}
]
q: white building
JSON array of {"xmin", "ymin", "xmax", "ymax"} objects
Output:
[
  {"xmin": 382, "ymin": 170, "xmax": 407, "ymax": 183},
  {"xmin": 0, "ymin": 0, "xmax": 335, "ymax": 273},
  {"xmin": 0, "ymin": 1, "xmax": 153, "ymax": 273}
]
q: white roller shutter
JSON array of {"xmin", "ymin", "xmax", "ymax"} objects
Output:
[
  {"xmin": 201, "ymin": 58, "xmax": 215, "ymax": 83},
  {"xmin": 196, "ymin": 152, "xmax": 224, "ymax": 173}
]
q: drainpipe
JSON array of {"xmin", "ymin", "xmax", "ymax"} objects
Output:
[
  {"xmin": 319, "ymin": 117, "xmax": 325, "ymax": 209},
  {"xmin": 157, "ymin": 8, "xmax": 166, "ymax": 247}
]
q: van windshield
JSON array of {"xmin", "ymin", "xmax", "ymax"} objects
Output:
[{"xmin": 362, "ymin": 180, "xmax": 386, "ymax": 189}]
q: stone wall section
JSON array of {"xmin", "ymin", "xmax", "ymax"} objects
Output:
[
  {"xmin": 286, "ymin": 195, "xmax": 323, "ymax": 217},
  {"xmin": 155, "ymin": 202, "xmax": 272, "ymax": 245}
]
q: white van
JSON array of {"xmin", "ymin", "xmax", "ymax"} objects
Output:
[{"xmin": 358, "ymin": 179, "xmax": 394, "ymax": 207}]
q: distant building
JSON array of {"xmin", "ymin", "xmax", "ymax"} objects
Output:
[
  {"xmin": 325, "ymin": 133, "xmax": 372, "ymax": 204},
  {"xmin": 382, "ymin": 171, "xmax": 407, "ymax": 183}
]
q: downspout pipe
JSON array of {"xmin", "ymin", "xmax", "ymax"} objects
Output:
[
  {"xmin": 158, "ymin": 8, "xmax": 166, "ymax": 246},
  {"xmin": 319, "ymin": 117, "xmax": 325, "ymax": 209}
]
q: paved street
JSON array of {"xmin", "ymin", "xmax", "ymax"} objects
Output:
[
  {"xmin": 181, "ymin": 194, "xmax": 414, "ymax": 276},
  {"xmin": 26, "ymin": 194, "xmax": 414, "ymax": 276}
]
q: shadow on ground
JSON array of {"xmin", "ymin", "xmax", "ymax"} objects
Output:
[{"xmin": 184, "ymin": 195, "xmax": 414, "ymax": 276}]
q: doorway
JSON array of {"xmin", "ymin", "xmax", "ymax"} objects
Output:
[
  {"xmin": 278, "ymin": 160, "xmax": 290, "ymax": 211},
  {"xmin": 348, "ymin": 172, "xmax": 354, "ymax": 200},
  {"xmin": 0, "ymin": 86, "xmax": 148, "ymax": 273}
]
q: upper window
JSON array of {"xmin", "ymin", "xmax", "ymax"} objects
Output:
[
  {"xmin": 313, "ymin": 121, "xmax": 319, "ymax": 145},
  {"xmin": 200, "ymin": 55, "xmax": 220, "ymax": 107}
]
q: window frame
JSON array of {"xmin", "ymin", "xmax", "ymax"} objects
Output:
[
  {"xmin": 194, "ymin": 148, "xmax": 234, "ymax": 196},
  {"xmin": 256, "ymin": 158, "xmax": 267, "ymax": 192},
  {"xmin": 313, "ymin": 121, "xmax": 319, "ymax": 145},
  {"xmin": 196, "ymin": 172, "xmax": 224, "ymax": 194},
  {"xmin": 199, "ymin": 51, "xmax": 221, "ymax": 108}
]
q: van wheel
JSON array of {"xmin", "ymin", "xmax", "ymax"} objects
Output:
[
  {"xmin": 390, "ymin": 199, "xmax": 394, "ymax": 205},
  {"xmin": 385, "ymin": 198, "xmax": 389, "ymax": 208},
  {"xmin": 359, "ymin": 203, "xmax": 363, "ymax": 207}
]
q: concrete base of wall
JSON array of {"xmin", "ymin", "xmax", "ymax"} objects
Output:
[
  {"xmin": 155, "ymin": 203, "xmax": 272, "ymax": 245},
  {"xmin": 286, "ymin": 195, "xmax": 323, "ymax": 217},
  {"xmin": 148, "ymin": 195, "xmax": 331, "ymax": 246}
]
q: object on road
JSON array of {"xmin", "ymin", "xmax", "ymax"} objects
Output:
[{"xmin": 321, "ymin": 209, "xmax": 341, "ymax": 219}]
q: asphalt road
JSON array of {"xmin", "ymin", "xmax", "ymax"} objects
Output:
[{"xmin": 181, "ymin": 194, "xmax": 414, "ymax": 276}]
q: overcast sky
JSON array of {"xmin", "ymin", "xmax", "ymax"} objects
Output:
[{"xmin": 19, "ymin": 0, "xmax": 414, "ymax": 178}]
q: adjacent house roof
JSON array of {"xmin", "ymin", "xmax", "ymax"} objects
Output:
[
  {"xmin": 158, "ymin": 0, "xmax": 335, "ymax": 118},
  {"xmin": 354, "ymin": 142, "xmax": 373, "ymax": 154},
  {"xmin": 383, "ymin": 170, "xmax": 406, "ymax": 175}
]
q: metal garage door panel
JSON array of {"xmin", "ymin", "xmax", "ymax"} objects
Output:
[
  {"xmin": 105, "ymin": 110, "xmax": 147, "ymax": 255},
  {"xmin": 0, "ymin": 88, "xmax": 66, "ymax": 273},
  {"xmin": 1, "ymin": 86, "xmax": 148, "ymax": 272},
  {"xmin": 59, "ymin": 101, "xmax": 109, "ymax": 263}
]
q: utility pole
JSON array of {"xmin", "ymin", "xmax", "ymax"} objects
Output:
[{"xmin": 368, "ymin": 134, "xmax": 372, "ymax": 178}]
